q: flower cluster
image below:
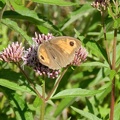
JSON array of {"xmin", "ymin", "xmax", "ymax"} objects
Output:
[
  {"xmin": 72, "ymin": 46, "xmax": 88, "ymax": 66},
  {"xmin": 0, "ymin": 42, "xmax": 24, "ymax": 62},
  {"xmin": 22, "ymin": 50, "xmax": 60, "ymax": 79},
  {"xmin": 22, "ymin": 33, "xmax": 60, "ymax": 79},
  {"xmin": 0, "ymin": 33, "xmax": 88, "ymax": 78},
  {"xmin": 91, "ymin": 0, "xmax": 107, "ymax": 11}
]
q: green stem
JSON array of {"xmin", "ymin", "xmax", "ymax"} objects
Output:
[
  {"xmin": 112, "ymin": 0, "xmax": 119, "ymax": 15},
  {"xmin": 101, "ymin": 11, "xmax": 111, "ymax": 68},
  {"xmin": 45, "ymin": 67, "xmax": 68, "ymax": 101},
  {"xmin": 110, "ymin": 28, "xmax": 117, "ymax": 120},
  {"xmin": 16, "ymin": 63, "xmax": 43, "ymax": 99},
  {"xmin": 107, "ymin": 1, "xmax": 115, "ymax": 20},
  {"xmin": 40, "ymin": 81, "xmax": 46, "ymax": 120},
  {"xmin": 0, "ymin": 5, "xmax": 7, "ymax": 20}
]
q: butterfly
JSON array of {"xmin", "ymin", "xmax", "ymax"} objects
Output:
[{"xmin": 37, "ymin": 36, "xmax": 81, "ymax": 70}]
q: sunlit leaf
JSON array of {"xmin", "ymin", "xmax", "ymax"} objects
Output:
[
  {"xmin": 114, "ymin": 102, "xmax": 120, "ymax": 120},
  {"xmin": 52, "ymin": 88, "xmax": 105, "ymax": 99},
  {"xmin": 54, "ymin": 97, "xmax": 75, "ymax": 117},
  {"xmin": 1, "ymin": 19, "xmax": 32, "ymax": 44},
  {"xmin": 71, "ymin": 106, "xmax": 102, "ymax": 120},
  {"xmin": 0, "ymin": 78, "xmax": 35, "ymax": 95},
  {"xmin": 31, "ymin": 0, "xmax": 77, "ymax": 6}
]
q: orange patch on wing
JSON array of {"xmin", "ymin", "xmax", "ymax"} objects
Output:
[
  {"xmin": 38, "ymin": 47, "xmax": 50, "ymax": 64},
  {"xmin": 55, "ymin": 38, "xmax": 77, "ymax": 54}
]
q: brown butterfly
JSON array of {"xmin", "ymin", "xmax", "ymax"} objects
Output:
[{"xmin": 37, "ymin": 36, "xmax": 81, "ymax": 70}]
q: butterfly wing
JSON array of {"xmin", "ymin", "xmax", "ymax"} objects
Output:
[
  {"xmin": 37, "ymin": 42, "xmax": 60, "ymax": 69},
  {"xmin": 49, "ymin": 36, "xmax": 81, "ymax": 65},
  {"xmin": 47, "ymin": 42, "xmax": 72, "ymax": 69},
  {"xmin": 50, "ymin": 36, "xmax": 81, "ymax": 56}
]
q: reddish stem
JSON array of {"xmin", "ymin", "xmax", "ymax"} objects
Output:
[
  {"xmin": 101, "ymin": 11, "xmax": 112, "ymax": 68},
  {"xmin": 110, "ymin": 28, "xmax": 117, "ymax": 120}
]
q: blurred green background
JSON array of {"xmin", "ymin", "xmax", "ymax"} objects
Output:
[{"xmin": 0, "ymin": 0, "xmax": 120, "ymax": 120}]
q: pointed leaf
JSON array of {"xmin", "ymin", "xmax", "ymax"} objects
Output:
[
  {"xmin": 71, "ymin": 106, "xmax": 102, "ymax": 120},
  {"xmin": 0, "ymin": 78, "xmax": 35, "ymax": 95},
  {"xmin": 1, "ymin": 19, "xmax": 32, "ymax": 44},
  {"xmin": 52, "ymin": 88, "xmax": 105, "ymax": 99}
]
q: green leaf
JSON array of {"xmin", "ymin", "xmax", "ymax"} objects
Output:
[
  {"xmin": 61, "ymin": 4, "xmax": 94, "ymax": 30},
  {"xmin": 107, "ymin": 7, "xmax": 114, "ymax": 19},
  {"xmin": 1, "ymin": 19, "xmax": 32, "ymax": 44},
  {"xmin": 116, "ymin": 43, "xmax": 120, "ymax": 66},
  {"xmin": 81, "ymin": 62, "xmax": 109, "ymax": 68},
  {"xmin": 0, "ymin": 69, "xmax": 23, "ymax": 81},
  {"xmin": 86, "ymin": 40, "xmax": 108, "ymax": 62},
  {"xmin": 14, "ymin": 94, "xmax": 25, "ymax": 110},
  {"xmin": 0, "ymin": 0, "xmax": 5, "ymax": 3},
  {"xmin": 114, "ymin": 18, "xmax": 120, "ymax": 29},
  {"xmin": 9, "ymin": 1, "xmax": 43, "ymax": 21},
  {"xmin": 67, "ymin": 117, "xmax": 71, "ymax": 120},
  {"xmin": 6, "ymin": 1, "xmax": 59, "ymax": 32},
  {"xmin": 52, "ymin": 88, "xmax": 105, "ymax": 99},
  {"xmin": 44, "ymin": 114, "xmax": 56, "ymax": 120},
  {"xmin": 31, "ymin": 0, "xmax": 77, "ymax": 6},
  {"xmin": 0, "ymin": 0, "xmax": 5, "ymax": 7},
  {"xmin": 109, "ymin": 70, "xmax": 116, "ymax": 81},
  {"xmin": 37, "ymin": 25, "xmax": 49, "ymax": 34},
  {"xmin": 10, "ymin": 93, "xmax": 25, "ymax": 120},
  {"xmin": 97, "ymin": 21, "xmax": 113, "ymax": 41},
  {"xmin": 74, "ymin": 29, "xmax": 85, "ymax": 42},
  {"xmin": 96, "ymin": 83, "xmax": 111, "ymax": 102},
  {"xmin": 24, "ymin": 111, "xmax": 34, "ymax": 120},
  {"xmin": 114, "ymin": 102, "xmax": 120, "ymax": 120},
  {"xmin": 71, "ymin": 106, "xmax": 102, "ymax": 120},
  {"xmin": 0, "ymin": 78, "xmax": 35, "ymax": 95},
  {"xmin": 54, "ymin": 97, "xmax": 75, "ymax": 117},
  {"xmin": 86, "ymin": 98, "xmax": 94, "ymax": 114},
  {"xmin": 33, "ymin": 96, "xmax": 42, "ymax": 107}
]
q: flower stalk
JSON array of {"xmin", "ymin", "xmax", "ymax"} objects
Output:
[
  {"xmin": 45, "ymin": 67, "xmax": 68, "ymax": 101},
  {"xmin": 91, "ymin": 1, "xmax": 119, "ymax": 119},
  {"xmin": 40, "ymin": 81, "xmax": 46, "ymax": 120},
  {"xmin": 101, "ymin": 10, "xmax": 112, "ymax": 68},
  {"xmin": 110, "ymin": 28, "xmax": 117, "ymax": 120},
  {"xmin": 16, "ymin": 62, "xmax": 43, "ymax": 99}
]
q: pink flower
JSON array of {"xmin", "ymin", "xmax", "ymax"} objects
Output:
[
  {"xmin": 72, "ymin": 46, "xmax": 88, "ymax": 66},
  {"xmin": 91, "ymin": 0, "xmax": 107, "ymax": 11},
  {"xmin": 0, "ymin": 42, "xmax": 24, "ymax": 62}
]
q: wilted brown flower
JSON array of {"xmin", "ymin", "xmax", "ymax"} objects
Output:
[{"xmin": 0, "ymin": 42, "xmax": 24, "ymax": 62}]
